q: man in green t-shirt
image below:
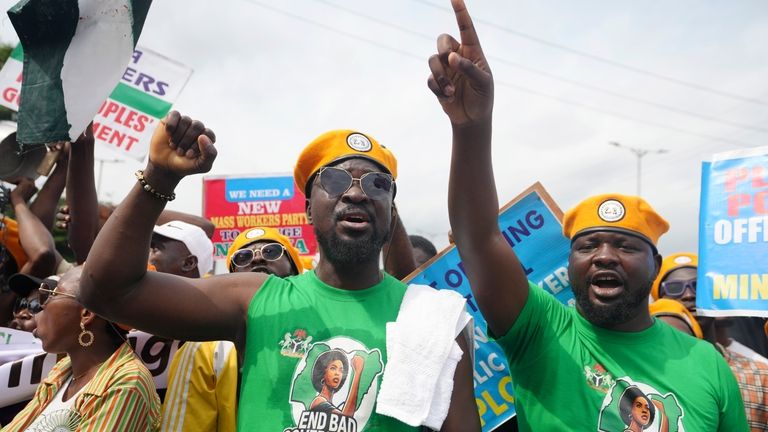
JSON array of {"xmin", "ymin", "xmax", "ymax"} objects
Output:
[
  {"xmin": 426, "ymin": 0, "xmax": 748, "ymax": 430},
  {"xmin": 79, "ymin": 114, "xmax": 479, "ymax": 431}
]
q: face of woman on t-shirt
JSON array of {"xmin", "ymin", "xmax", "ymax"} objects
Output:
[
  {"xmin": 630, "ymin": 396, "xmax": 651, "ymax": 427},
  {"xmin": 324, "ymin": 359, "xmax": 344, "ymax": 390}
]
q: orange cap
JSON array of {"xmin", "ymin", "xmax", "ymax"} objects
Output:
[
  {"xmin": 563, "ymin": 194, "xmax": 669, "ymax": 246},
  {"xmin": 649, "ymin": 298, "xmax": 703, "ymax": 339},
  {"xmin": 294, "ymin": 130, "xmax": 397, "ymax": 196},
  {"xmin": 650, "ymin": 253, "xmax": 698, "ymax": 300},
  {"xmin": 225, "ymin": 227, "xmax": 303, "ymax": 275}
]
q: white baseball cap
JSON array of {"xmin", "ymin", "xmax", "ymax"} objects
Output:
[{"xmin": 153, "ymin": 221, "xmax": 213, "ymax": 276}]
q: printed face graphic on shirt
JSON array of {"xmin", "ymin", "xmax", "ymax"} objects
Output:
[
  {"xmin": 597, "ymin": 378, "xmax": 685, "ymax": 432},
  {"xmin": 284, "ymin": 336, "xmax": 384, "ymax": 432}
]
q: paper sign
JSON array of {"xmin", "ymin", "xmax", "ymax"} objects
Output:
[
  {"xmin": 203, "ymin": 173, "xmax": 318, "ymax": 263},
  {"xmin": 404, "ymin": 183, "xmax": 574, "ymax": 430},
  {"xmin": 0, "ymin": 44, "xmax": 191, "ymax": 160},
  {"xmin": 698, "ymin": 146, "xmax": 768, "ymax": 317}
]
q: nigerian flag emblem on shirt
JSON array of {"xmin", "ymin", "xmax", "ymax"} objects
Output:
[{"xmin": 7, "ymin": 0, "xmax": 151, "ymax": 150}]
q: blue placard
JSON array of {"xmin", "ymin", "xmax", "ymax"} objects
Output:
[
  {"xmin": 407, "ymin": 184, "xmax": 574, "ymax": 431},
  {"xmin": 224, "ymin": 176, "xmax": 295, "ymax": 202},
  {"xmin": 698, "ymin": 148, "xmax": 768, "ymax": 317}
]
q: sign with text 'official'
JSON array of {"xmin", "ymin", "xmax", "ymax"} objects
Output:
[
  {"xmin": 203, "ymin": 173, "xmax": 318, "ymax": 264},
  {"xmin": 698, "ymin": 146, "xmax": 768, "ymax": 317},
  {"xmin": 404, "ymin": 183, "xmax": 574, "ymax": 431},
  {"xmin": 0, "ymin": 44, "xmax": 191, "ymax": 160}
]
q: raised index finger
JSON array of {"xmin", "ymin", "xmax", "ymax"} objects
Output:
[{"xmin": 451, "ymin": 0, "xmax": 479, "ymax": 47}]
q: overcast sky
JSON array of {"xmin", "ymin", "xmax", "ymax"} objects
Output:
[{"xmin": 1, "ymin": 0, "xmax": 766, "ymax": 255}]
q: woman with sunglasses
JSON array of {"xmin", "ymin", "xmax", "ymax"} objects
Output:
[{"xmin": 3, "ymin": 266, "xmax": 161, "ymax": 431}]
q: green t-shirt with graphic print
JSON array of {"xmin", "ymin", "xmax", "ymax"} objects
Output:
[
  {"xmin": 237, "ymin": 270, "xmax": 421, "ymax": 432},
  {"xmin": 495, "ymin": 282, "xmax": 748, "ymax": 432}
]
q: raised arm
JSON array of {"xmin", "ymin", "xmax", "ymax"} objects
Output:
[
  {"xmin": 10, "ymin": 179, "xmax": 57, "ymax": 277},
  {"xmin": 65, "ymin": 125, "xmax": 99, "ymax": 263},
  {"xmin": 428, "ymin": 0, "xmax": 529, "ymax": 337},
  {"xmin": 28, "ymin": 143, "xmax": 69, "ymax": 229},
  {"xmin": 80, "ymin": 112, "xmax": 264, "ymax": 346}
]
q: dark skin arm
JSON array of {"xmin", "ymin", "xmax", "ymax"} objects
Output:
[
  {"xmin": 10, "ymin": 179, "xmax": 57, "ymax": 277},
  {"xmin": 79, "ymin": 112, "xmax": 265, "ymax": 350},
  {"xmin": 440, "ymin": 332, "xmax": 481, "ymax": 431},
  {"xmin": 28, "ymin": 142, "xmax": 69, "ymax": 229},
  {"xmin": 66, "ymin": 124, "xmax": 99, "ymax": 263},
  {"xmin": 428, "ymin": 0, "xmax": 529, "ymax": 337},
  {"xmin": 382, "ymin": 211, "xmax": 418, "ymax": 280}
]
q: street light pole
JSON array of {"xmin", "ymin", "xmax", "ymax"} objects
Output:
[{"xmin": 608, "ymin": 141, "xmax": 668, "ymax": 197}]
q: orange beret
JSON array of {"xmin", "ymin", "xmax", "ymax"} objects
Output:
[
  {"xmin": 294, "ymin": 130, "xmax": 397, "ymax": 196},
  {"xmin": 563, "ymin": 193, "xmax": 669, "ymax": 246},
  {"xmin": 650, "ymin": 253, "xmax": 698, "ymax": 300},
  {"xmin": 649, "ymin": 298, "xmax": 703, "ymax": 339},
  {"xmin": 1, "ymin": 216, "xmax": 28, "ymax": 269},
  {"xmin": 225, "ymin": 227, "xmax": 303, "ymax": 275}
]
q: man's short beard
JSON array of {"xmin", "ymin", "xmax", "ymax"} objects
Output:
[
  {"xmin": 572, "ymin": 281, "xmax": 652, "ymax": 328},
  {"xmin": 315, "ymin": 225, "xmax": 388, "ymax": 268}
]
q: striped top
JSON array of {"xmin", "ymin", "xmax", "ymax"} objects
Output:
[
  {"xmin": 161, "ymin": 340, "xmax": 238, "ymax": 432},
  {"xmin": 3, "ymin": 342, "xmax": 161, "ymax": 431}
]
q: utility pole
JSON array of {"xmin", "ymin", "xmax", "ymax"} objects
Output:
[{"xmin": 608, "ymin": 141, "xmax": 668, "ymax": 197}]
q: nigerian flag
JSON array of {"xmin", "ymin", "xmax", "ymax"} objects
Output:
[{"xmin": 7, "ymin": 0, "xmax": 152, "ymax": 150}]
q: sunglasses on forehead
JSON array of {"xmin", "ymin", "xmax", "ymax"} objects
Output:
[
  {"xmin": 317, "ymin": 167, "xmax": 394, "ymax": 200},
  {"xmin": 38, "ymin": 286, "xmax": 78, "ymax": 306},
  {"xmin": 231, "ymin": 243, "xmax": 286, "ymax": 268},
  {"xmin": 660, "ymin": 278, "xmax": 696, "ymax": 299}
]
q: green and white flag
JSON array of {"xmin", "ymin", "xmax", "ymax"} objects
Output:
[
  {"xmin": 7, "ymin": 0, "xmax": 152, "ymax": 150},
  {"xmin": 0, "ymin": 45, "xmax": 193, "ymax": 161}
]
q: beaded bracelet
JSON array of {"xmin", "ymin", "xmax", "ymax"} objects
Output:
[{"xmin": 135, "ymin": 170, "xmax": 176, "ymax": 201}]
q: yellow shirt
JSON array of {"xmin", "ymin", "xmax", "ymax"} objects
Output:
[{"xmin": 161, "ymin": 341, "xmax": 238, "ymax": 432}]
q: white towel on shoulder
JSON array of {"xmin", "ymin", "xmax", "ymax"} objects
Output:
[{"xmin": 376, "ymin": 284, "xmax": 473, "ymax": 430}]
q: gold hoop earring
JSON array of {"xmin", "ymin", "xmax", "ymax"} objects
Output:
[{"xmin": 78, "ymin": 322, "xmax": 94, "ymax": 347}]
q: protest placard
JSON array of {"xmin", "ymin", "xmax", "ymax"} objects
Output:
[
  {"xmin": 0, "ymin": 44, "xmax": 191, "ymax": 160},
  {"xmin": 404, "ymin": 182, "xmax": 574, "ymax": 431},
  {"xmin": 698, "ymin": 146, "xmax": 768, "ymax": 317},
  {"xmin": 7, "ymin": 0, "xmax": 152, "ymax": 149},
  {"xmin": 203, "ymin": 173, "xmax": 318, "ymax": 265}
]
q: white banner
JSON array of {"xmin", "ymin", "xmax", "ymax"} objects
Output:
[
  {"xmin": 0, "ymin": 327, "xmax": 43, "ymax": 365},
  {"xmin": 0, "ymin": 45, "xmax": 192, "ymax": 160},
  {"xmin": 0, "ymin": 328, "xmax": 182, "ymax": 407}
]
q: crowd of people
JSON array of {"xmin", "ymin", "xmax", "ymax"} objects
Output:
[{"xmin": 0, "ymin": 0, "xmax": 766, "ymax": 431}]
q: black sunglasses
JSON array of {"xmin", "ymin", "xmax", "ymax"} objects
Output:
[
  {"xmin": 13, "ymin": 296, "xmax": 43, "ymax": 315},
  {"xmin": 317, "ymin": 167, "xmax": 393, "ymax": 201},
  {"xmin": 660, "ymin": 278, "xmax": 696, "ymax": 299},
  {"xmin": 231, "ymin": 243, "xmax": 286, "ymax": 268}
]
